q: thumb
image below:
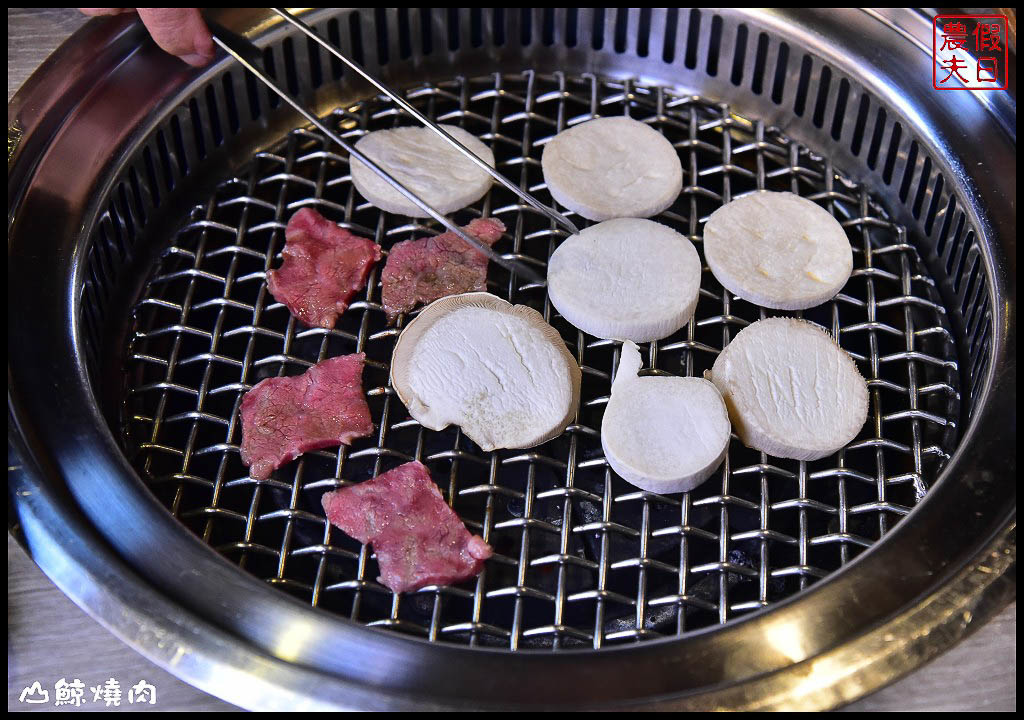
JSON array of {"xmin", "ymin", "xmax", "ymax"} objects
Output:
[{"xmin": 136, "ymin": 8, "xmax": 214, "ymax": 67}]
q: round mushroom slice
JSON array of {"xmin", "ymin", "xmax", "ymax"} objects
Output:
[
  {"xmin": 706, "ymin": 317, "xmax": 869, "ymax": 461},
  {"xmin": 541, "ymin": 116, "xmax": 682, "ymax": 221},
  {"xmin": 703, "ymin": 191, "xmax": 854, "ymax": 310},
  {"xmin": 546, "ymin": 218, "xmax": 702, "ymax": 343},
  {"xmin": 601, "ymin": 342, "xmax": 730, "ymax": 494},
  {"xmin": 350, "ymin": 125, "xmax": 495, "ymax": 217},
  {"xmin": 391, "ymin": 292, "xmax": 581, "ymax": 451}
]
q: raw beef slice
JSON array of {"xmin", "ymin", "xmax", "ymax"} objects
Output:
[
  {"xmin": 321, "ymin": 461, "xmax": 493, "ymax": 592},
  {"xmin": 266, "ymin": 208, "xmax": 382, "ymax": 328},
  {"xmin": 381, "ymin": 217, "xmax": 505, "ymax": 321},
  {"xmin": 239, "ymin": 353, "xmax": 374, "ymax": 479}
]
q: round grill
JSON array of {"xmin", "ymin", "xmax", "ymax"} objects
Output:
[{"xmin": 124, "ymin": 72, "xmax": 958, "ymax": 649}]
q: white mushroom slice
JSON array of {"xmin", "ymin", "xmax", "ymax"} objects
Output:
[
  {"xmin": 546, "ymin": 218, "xmax": 702, "ymax": 343},
  {"xmin": 703, "ymin": 191, "xmax": 854, "ymax": 310},
  {"xmin": 541, "ymin": 117, "xmax": 682, "ymax": 221},
  {"xmin": 350, "ymin": 125, "xmax": 495, "ymax": 217},
  {"xmin": 706, "ymin": 317, "xmax": 869, "ymax": 461},
  {"xmin": 601, "ymin": 342, "xmax": 730, "ymax": 493},
  {"xmin": 391, "ymin": 292, "xmax": 581, "ymax": 451}
]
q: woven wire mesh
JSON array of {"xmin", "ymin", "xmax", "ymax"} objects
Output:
[{"xmin": 123, "ymin": 70, "xmax": 960, "ymax": 650}]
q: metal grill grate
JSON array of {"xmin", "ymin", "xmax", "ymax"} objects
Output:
[{"xmin": 123, "ymin": 71, "xmax": 960, "ymax": 650}]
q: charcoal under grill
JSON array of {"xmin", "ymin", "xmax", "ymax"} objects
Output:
[{"xmin": 8, "ymin": 8, "xmax": 1015, "ymax": 710}]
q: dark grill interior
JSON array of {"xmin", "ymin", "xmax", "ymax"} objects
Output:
[{"xmin": 121, "ymin": 72, "xmax": 960, "ymax": 649}]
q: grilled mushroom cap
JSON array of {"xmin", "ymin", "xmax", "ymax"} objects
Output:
[{"xmin": 390, "ymin": 292, "xmax": 582, "ymax": 451}]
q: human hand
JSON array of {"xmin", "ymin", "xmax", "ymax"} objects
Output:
[{"xmin": 79, "ymin": 8, "xmax": 214, "ymax": 66}]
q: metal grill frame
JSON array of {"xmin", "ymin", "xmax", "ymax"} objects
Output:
[
  {"xmin": 8, "ymin": 7, "xmax": 1014, "ymax": 710},
  {"xmin": 124, "ymin": 71, "xmax": 958, "ymax": 650}
]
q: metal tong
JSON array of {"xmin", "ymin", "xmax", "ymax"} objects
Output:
[{"xmin": 209, "ymin": 10, "xmax": 582, "ymax": 286}]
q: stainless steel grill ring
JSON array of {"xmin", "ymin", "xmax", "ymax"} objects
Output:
[{"xmin": 8, "ymin": 8, "xmax": 1015, "ymax": 710}]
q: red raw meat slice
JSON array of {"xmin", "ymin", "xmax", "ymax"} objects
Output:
[
  {"xmin": 266, "ymin": 208, "xmax": 382, "ymax": 328},
  {"xmin": 321, "ymin": 461, "xmax": 493, "ymax": 592},
  {"xmin": 381, "ymin": 217, "xmax": 506, "ymax": 322},
  {"xmin": 239, "ymin": 353, "xmax": 374, "ymax": 480}
]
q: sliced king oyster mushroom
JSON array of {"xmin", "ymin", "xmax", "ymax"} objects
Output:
[
  {"xmin": 350, "ymin": 125, "xmax": 496, "ymax": 217},
  {"xmin": 601, "ymin": 341, "xmax": 731, "ymax": 494},
  {"xmin": 541, "ymin": 116, "xmax": 683, "ymax": 221},
  {"xmin": 390, "ymin": 292, "xmax": 581, "ymax": 451},
  {"xmin": 546, "ymin": 218, "xmax": 702, "ymax": 343},
  {"xmin": 702, "ymin": 191, "xmax": 854, "ymax": 311},
  {"xmin": 706, "ymin": 317, "xmax": 869, "ymax": 461}
]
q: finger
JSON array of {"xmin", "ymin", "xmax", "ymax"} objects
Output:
[
  {"xmin": 78, "ymin": 8, "xmax": 137, "ymax": 16},
  {"xmin": 136, "ymin": 8, "xmax": 215, "ymax": 66}
]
